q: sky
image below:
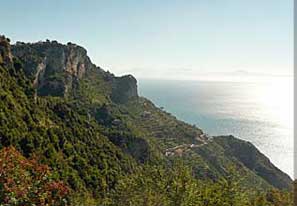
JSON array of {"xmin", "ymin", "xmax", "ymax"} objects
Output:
[{"xmin": 0, "ymin": 0, "xmax": 293, "ymax": 79}]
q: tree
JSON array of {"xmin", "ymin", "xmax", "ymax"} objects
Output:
[{"xmin": 0, "ymin": 146, "xmax": 69, "ymax": 206}]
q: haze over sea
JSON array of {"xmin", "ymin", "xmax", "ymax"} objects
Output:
[{"xmin": 138, "ymin": 76, "xmax": 293, "ymax": 178}]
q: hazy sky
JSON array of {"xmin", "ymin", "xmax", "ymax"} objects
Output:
[{"xmin": 1, "ymin": 0, "xmax": 293, "ymax": 79}]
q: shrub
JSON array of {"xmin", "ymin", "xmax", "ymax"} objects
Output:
[{"xmin": 0, "ymin": 146, "xmax": 69, "ymax": 206}]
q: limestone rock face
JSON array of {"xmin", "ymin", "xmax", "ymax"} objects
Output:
[
  {"xmin": 12, "ymin": 40, "xmax": 138, "ymax": 103},
  {"xmin": 0, "ymin": 36, "xmax": 13, "ymax": 66},
  {"xmin": 12, "ymin": 41, "xmax": 96, "ymax": 96},
  {"xmin": 111, "ymin": 75, "xmax": 138, "ymax": 103}
]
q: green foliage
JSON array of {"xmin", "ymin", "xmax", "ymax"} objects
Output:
[
  {"xmin": 0, "ymin": 57, "xmax": 136, "ymax": 201},
  {"xmin": 0, "ymin": 38, "xmax": 293, "ymax": 205},
  {"xmin": 0, "ymin": 146, "xmax": 69, "ymax": 206},
  {"xmin": 108, "ymin": 161, "xmax": 293, "ymax": 206},
  {"xmin": 111, "ymin": 162, "xmax": 200, "ymax": 206},
  {"xmin": 249, "ymin": 189, "xmax": 293, "ymax": 206}
]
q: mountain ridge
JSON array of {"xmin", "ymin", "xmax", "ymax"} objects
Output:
[{"xmin": 0, "ymin": 35, "xmax": 292, "ymax": 204}]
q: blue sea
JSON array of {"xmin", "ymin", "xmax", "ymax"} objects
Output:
[{"xmin": 138, "ymin": 77, "xmax": 293, "ymax": 178}]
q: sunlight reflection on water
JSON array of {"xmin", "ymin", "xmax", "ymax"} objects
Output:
[{"xmin": 139, "ymin": 77, "xmax": 293, "ymax": 178}]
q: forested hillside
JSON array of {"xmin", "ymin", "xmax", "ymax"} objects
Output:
[{"xmin": 0, "ymin": 35, "xmax": 293, "ymax": 205}]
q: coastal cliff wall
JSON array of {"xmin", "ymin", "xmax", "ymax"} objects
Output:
[{"xmin": 12, "ymin": 41, "xmax": 138, "ymax": 102}]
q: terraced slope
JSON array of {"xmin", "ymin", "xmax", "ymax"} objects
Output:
[{"xmin": 0, "ymin": 36, "xmax": 291, "ymax": 204}]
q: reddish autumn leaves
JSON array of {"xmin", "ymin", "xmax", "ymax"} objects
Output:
[{"xmin": 0, "ymin": 146, "xmax": 69, "ymax": 206}]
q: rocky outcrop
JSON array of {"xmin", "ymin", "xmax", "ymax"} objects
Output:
[
  {"xmin": 12, "ymin": 41, "xmax": 138, "ymax": 102},
  {"xmin": 0, "ymin": 36, "xmax": 13, "ymax": 66},
  {"xmin": 12, "ymin": 41, "xmax": 96, "ymax": 96},
  {"xmin": 111, "ymin": 75, "xmax": 138, "ymax": 103}
]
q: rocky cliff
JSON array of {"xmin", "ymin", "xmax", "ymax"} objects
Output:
[
  {"xmin": 0, "ymin": 36, "xmax": 292, "ymax": 202},
  {"xmin": 12, "ymin": 41, "xmax": 138, "ymax": 102},
  {"xmin": 12, "ymin": 41, "xmax": 94, "ymax": 96},
  {"xmin": 111, "ymin": 75, "xmax": 138, "ymax": 103},
  {"xmin": 0, "ymin": 36, "xmax": 13, "ymax": 66}
]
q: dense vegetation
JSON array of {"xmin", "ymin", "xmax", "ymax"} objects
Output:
[
  {"xmin": 0, "ymin": 35, "xmax": 293, "ymax": 205},
  {"xmin": 0, "ymin": 146, "xmax": 69, "ymax": 206},
  {"xmin": 0, "ymin": 146, "xmax": 293, "ymax": 206}
]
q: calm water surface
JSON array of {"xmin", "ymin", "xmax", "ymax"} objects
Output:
[{"xmin": 138, "ymin": 77, "xmax": 293, "ymax": 178}]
